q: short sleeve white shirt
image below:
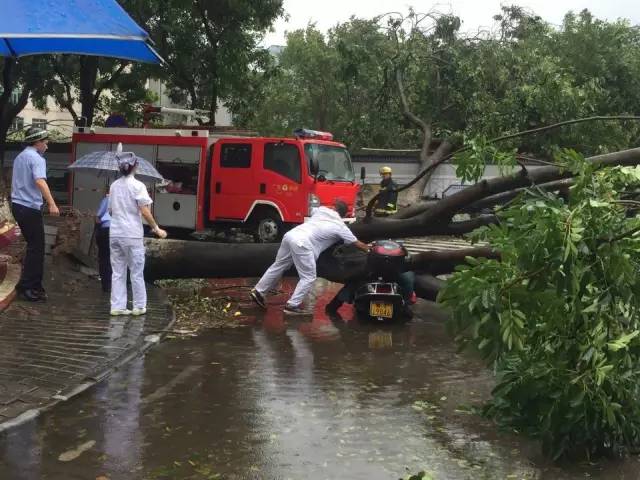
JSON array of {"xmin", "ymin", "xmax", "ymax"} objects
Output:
[{"xmin": 108, "ymin": 176, "xmax": 152, "ymax": 239}]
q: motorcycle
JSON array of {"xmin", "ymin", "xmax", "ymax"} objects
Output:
[{"xmin": 353, "ymin": 240, "xmax": 412, "ymax": 322}]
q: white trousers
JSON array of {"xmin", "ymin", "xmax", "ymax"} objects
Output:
[
  {"xmin": 255, "ymin": 233, "xmax": 316, "ymax": 307},
  {"xmin": 110, "ymin": 237, "xmax": 146, "ymax": 310}
]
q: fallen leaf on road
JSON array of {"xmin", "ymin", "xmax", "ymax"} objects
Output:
[{"xmin": 58, "ymin": 440, "xmax": 96, "ymax": 462}]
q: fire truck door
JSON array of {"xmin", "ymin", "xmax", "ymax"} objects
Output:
[
  {"xmin": 210, "ymin": 141, "xmax": 255, "ymax": 220},
  {"xmin": 259, "ymin": 141, "xmax": 306, "ymax": 222}
]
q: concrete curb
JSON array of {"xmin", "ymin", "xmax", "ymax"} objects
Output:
[
  {"xmin": 0, "ymin": 263, "xmax": 19, "ymax": 313},
  {"xmin": 0, "ymin": 224, "xmax": 17, "ymax": 250},
  {"xmin": 0, "ymin": 223, "xmax": 19, "ymax": 313},
  {"xmin": 0, "ymin": 283, "xmax": 176, "ymax": 434}
]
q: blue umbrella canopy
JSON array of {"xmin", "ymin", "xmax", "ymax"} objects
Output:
[
  {"xmin": 68, "ymin": 143, "xmax": 164, "ymax": 183},
  {"xmin": 0, "ymin": 0, "xmax": 162, "ymax": 63}
]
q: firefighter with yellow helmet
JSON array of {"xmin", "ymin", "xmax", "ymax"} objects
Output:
[{"xmin": 374, "ymin": 166, "xmax": 398, "ymax": 216}]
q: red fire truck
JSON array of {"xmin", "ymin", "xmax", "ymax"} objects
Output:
[{"xmin": 70, "ymin": 126, "xmax": 359, "ymax": 242}]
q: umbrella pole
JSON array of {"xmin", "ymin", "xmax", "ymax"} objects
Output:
[{"xmin": 3, "ymin": 39, "xmax": 17, "ymax": 57}]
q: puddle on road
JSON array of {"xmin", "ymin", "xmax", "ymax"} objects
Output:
[{"xmin": 2, "ymin": 279, "xmax": 640, "ymax": 479}]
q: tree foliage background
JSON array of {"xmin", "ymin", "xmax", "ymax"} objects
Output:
[{"xmin": 236, "ymin": 7, "xmax": 640, "ymax": 157}]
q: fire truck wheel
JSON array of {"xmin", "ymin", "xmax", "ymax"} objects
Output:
[{"xmin": 254, "ymin": 214, "xmax": 283, "ymax": 243}]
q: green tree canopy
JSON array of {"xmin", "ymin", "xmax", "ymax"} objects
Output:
[
  {"xmin": 237, "ymin": 7, "xmax": 640, "ymax": 159},
  {"xmin": 142, "ymin": 0, "xmax": 284, "ymax": 126}
]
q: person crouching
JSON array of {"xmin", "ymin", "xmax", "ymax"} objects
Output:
[
  {"xmin": 108, "ymin": 154, "xmax": 167, "ymax": 316},
  {"xmin": 250, "ymin": 199, "xmax": 370, "ymax": 315}
]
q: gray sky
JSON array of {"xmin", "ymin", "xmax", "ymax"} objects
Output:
[{"xmin": 262, "ymin": 0, "xmax": 639, "ymax": 46}]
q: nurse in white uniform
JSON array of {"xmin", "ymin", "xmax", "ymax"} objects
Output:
[{"xmin": 108, "ymin": 154, "xmax": 167, "ymax": 316}]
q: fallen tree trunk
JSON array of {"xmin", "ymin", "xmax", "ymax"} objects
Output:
[
  {"xmin": 144, "ymin": 147, "xmax": 640, "ymax": 301},
  {"xmin": 145, "ymin": 240, "xmax": 371, "ymax": 283},
  {"xmin": 146, "ymin": 237, "xmax": 497, "ymax": 284},
  {"xmin": 414, "ymin": 274, "xmax": 446, "ymax": 301}
]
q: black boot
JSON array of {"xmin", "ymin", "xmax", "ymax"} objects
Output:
[{"xmin": 325, "ymin": 297, "xmax": 343, "ymax": 315}]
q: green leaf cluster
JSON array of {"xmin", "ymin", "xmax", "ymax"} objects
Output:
[
  {"xmin": 454, "ymin": 137, "xmax": 517, "ymax": 183},
  {"xmin": 439, "ymin": 154, "xmax": 640, "ymax": 458}
]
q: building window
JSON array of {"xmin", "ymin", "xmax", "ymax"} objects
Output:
[
  {"xmin": 31, "ymin": 118, "xmax": 47, "ymax": 130},
  {"xmin": 264, "ymin": 142, "xmax": 301, "ymax": 183},
  {"xmin": 0, "ymin": 87, "xmax": 22, "ymax": 105},
  {"xmin": 10, "ymin": 90, "xmax": 21, "ymax": 105},
  {"xmin": 10, "ymin": 116, "xmax": 24, "ymax": 132},
  {"xmin": 220, "ymin": 143, "xmax": 251, "ymax": 168}
]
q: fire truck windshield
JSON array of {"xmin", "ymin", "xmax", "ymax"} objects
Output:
[{"xmin": 304, "ymin": 144, "xmax": 355, "ymax": 182}]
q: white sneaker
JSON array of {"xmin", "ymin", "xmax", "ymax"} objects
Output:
[
  {"xmin": 110, "ymin": 309, "xmax": 132, "ymax": 316},
  {"xmin": 131, "ymin": 308, "xmax": 147, "ymax": 316}
]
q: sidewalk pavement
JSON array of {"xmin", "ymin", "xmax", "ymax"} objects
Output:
[{"xmin": 0, "ymin": 255, "xmax": 174, "ymax": 432}]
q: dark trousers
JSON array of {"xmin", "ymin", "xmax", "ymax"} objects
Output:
[
  {"xmin": 11, "ymin": 203, "xmax": 45, "ymax": 292},
  {"xmin": 95, "ymin": 226, "xmax": 111, "ymax": 292}
]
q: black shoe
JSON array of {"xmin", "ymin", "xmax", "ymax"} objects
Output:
[
  {"xmin": 250, "ymin": 289, "xmax": 266, "ymax": 309},
  {"xmin": 325, "ymin": 298, "xmax": 343, "ymax": 315},
  {"xmin": 34, "ymin": 288, "xmax": 48, "ymax": 300},
  {"xmin": 401, "ymin": 305, "xmax": 414, "ymax": 319},
  {"xmin": 20, "ymin": 289, "xmax": 45, "ymax": 302}
]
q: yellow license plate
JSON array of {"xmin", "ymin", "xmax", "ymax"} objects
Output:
[{"xmin": 370, "ymin": 302, "xmax": 393, "ymax": 318}]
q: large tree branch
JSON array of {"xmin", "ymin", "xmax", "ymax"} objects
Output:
[
  {"xmin": 396, "ymin": 68, "xmax": 430, "ymax": 136},
  {"xmin": 400, "ymin": 178, "xmax": 575, "ymax": 219},
  {"xmin": 52, "ymin": 61, "xmax": 79, "ymax": 121},
  {"xmin": 389, "ymin": 116, "xmax": 640, "ymax": 220},
  {"xmin": 194, "ymin": 0, "xmax": 219, "ymax": 47},
  {"xmin": 0, "ymin": 58, "xmax": 16, "ymax": 121},
  {"xmin": 353, "ymin": 147, "xmax": 640, "ymax": 241},
  {"xmin": 93, "ymin": 61, "xmax": 128, "ymax": 104},
  {"xmin": 407, "ymin": 246, "xmax": 500, "ymax": 275},
  {"xmin": 463, "ymin": 178, "xmax": 573, "ymax": 213},
  {"xmin": 492, "ymin": 116, "xmax": 640, "ymax": 145}
]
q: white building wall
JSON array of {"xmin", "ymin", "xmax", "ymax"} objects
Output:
[
  {"xmin": 351, "ymin": 159, "xmax": 543, "ymax": 199},
  {"xmin": 13, "ymin": 96, "xmax": 78, "ymax": 140}
]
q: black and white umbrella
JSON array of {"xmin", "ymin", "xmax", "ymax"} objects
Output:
[{"xmin": 68, "ymin": 143, "xmax": 164, "ymax": 183}]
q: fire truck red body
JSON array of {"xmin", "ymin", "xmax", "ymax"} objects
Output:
[{"xmin": 70, "ymin": 126, "xmax": 359, "ymax": 242}]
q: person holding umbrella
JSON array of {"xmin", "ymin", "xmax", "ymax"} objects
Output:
[
  {"xmin": 11, "ymin": 127, "xmax": 60, "ymax": 302},
  {"xmin": 108, "ymin": 153, "xmax": 167, "ymax": 316}
]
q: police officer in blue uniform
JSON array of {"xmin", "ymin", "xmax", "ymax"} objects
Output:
[{"xmin": 11, "ymin": 127, "xmax": 60, "ymax": 301}]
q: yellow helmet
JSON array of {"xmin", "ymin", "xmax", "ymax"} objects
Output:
[{"xmin": 379, "ymin": 166, "xmax": 392, "ymax": 175}]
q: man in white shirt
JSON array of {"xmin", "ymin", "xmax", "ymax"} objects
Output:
[{"xmin": 250, "ymin": 199, "xmax": 369, "ymax": 315}]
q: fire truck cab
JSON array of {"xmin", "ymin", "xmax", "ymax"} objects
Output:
[{"xmin": 71, "ymin": 127, "xmax": 359, "ymax": 242}]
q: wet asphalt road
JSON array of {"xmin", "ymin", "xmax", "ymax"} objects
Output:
[{"xmin": 2, "ymin": 280, "xmax": 640, "ymax": 480}]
